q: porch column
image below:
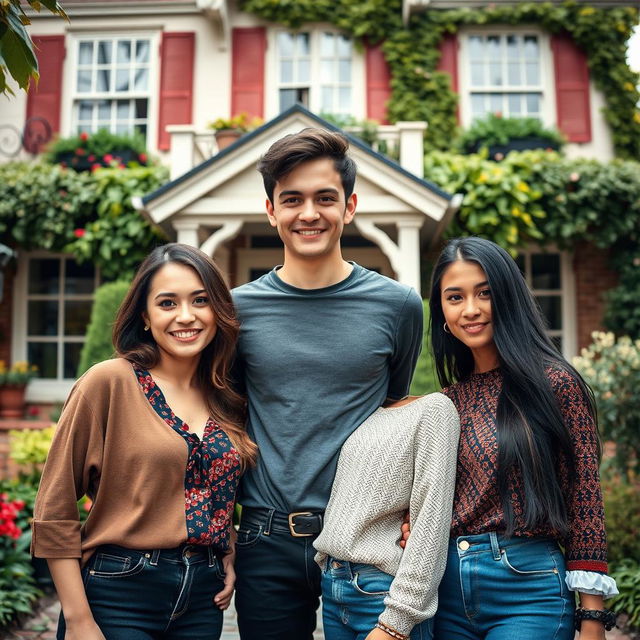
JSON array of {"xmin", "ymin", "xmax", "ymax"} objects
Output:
[
  {"xmin": 200, "ymin": 220, "xmax": 243, "ymax": 257},
  {"xmin": 167, "ymin": 125, "xmax": 196, "ymax": 180},
  {"xmin": 396, "ymin": 219, "xmax": 423, "ymax": 293},
  {"xmin": 173, "ymin": 221, "xmax": 200, "ymax": 247}
]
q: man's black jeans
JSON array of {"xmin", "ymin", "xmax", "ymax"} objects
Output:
[{"xmin": 235, "ymin": 507, "xmax": 323, "ymax": 640}]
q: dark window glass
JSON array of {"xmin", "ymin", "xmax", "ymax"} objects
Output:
[
  {"xmin": 532, "ymin": 254, "xmax": 560, "ymax": 289},
  {"xmin": 249, "ymin": 269, "xmax": 271, "ymax": 282},
  {"xmin": 28, "ymin": 301, "xmax": 59, "ymax": 336},
  {"xmin": 64, "ymin": 343, "xmax": 84, "ymax": 379},
  {"xmin": 27, "ymin": 342, "xmax": 57, "ymax": 378},
  {"xmin": 536, "ymin": 295, "xmax": 561, "ymax": 330},
  {"xmin": 29, "ymin": 259, "xmax": 60, "ymax": 294},
  {"xmin": 64, "ymin": 301, "xmax": 93, "ymax": 336},
  {"xmin": 65, "ymin": 260, "xmax": 95, "ymax": 294}
]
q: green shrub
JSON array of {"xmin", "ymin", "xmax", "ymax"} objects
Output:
[
  {"xmin": 573, "ymin": 332, "xmax": 640, "ymax": 476},
  {"xmin": 607, "ymin": 561, "xmax": 640, "ymax": 631},
  {"xmin": 602, "ymin": 473, "xmax": 640, "ymax": 566},
  {"xmin": 456, "ymin": 113, "xmax": 566, "ymax": 154},
  {"xmin": 78, "ymin": 280, "xmax": 131, "ymax": 376},
  {"xmin": 410, "ymin": 301, "xmax": 438, "ymax": 396},
  {"xmin": 8, "ymin": 428, "xmax": 54, "ymax": 483}
]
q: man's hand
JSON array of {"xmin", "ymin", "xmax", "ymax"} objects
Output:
[
  {"xmin": 399, "ymin": 511, "xmax": 410, "ymax": 549},
  {"xmin": 365, "ymin": 627, "xmax": 403, "ymax": 640},
  {"xmin": 214, "ymin": 552, "xmax": 236, "ymax": 610}
]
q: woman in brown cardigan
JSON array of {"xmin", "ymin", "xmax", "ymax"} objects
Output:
[{"xmin": 32, "ymin": 243, "xmax": 256, "ymax": 640}]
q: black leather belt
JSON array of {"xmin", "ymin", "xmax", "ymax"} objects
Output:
[{"xmin": 287, "ymin": 511, "xmax": 323, "ymax": 537}]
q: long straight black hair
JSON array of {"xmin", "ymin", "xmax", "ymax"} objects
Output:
[{"xmin": 429, "ymin": 237, "xmax": 597, "ymax": 536}]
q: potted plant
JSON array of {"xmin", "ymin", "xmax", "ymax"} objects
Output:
[
  {"xmin": 209, "ymin": 112, "xmax": 263, "ymax": 151},
  {"xmin": 46, "ymin": 129, "xmax": 149, "ymax": 172},
  {"xmin": 0, "ymin": 361, "xmax": 38, "ymax": 418},
  {"xmin": 457, "ymin": 113, "xmax": 566, "ymax": 160}
]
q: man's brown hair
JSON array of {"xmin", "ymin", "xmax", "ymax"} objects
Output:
[{"xmin": 257, "ymin": 128, "xmax": 357, "ymax": 203}]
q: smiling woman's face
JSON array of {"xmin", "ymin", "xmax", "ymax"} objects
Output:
[
  {"xmin": 142, "ymin": 262, "xmax": 217, "ymax": 366},
  {"xmin": 440, "ymin": 259, "xmax": 499, "ymax": 372}
]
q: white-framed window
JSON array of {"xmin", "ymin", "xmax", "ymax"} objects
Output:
[
  {"xmin": 515, "ymin": 249, "xmax": 576, "ymax": 359},
  {"xmin": 67, "ymin": 33, "xmax": 158, "ymax": 142},
  {"xmin": 13, "ymin": 253, "xmax": 100, "ymax": 401},
  {"xmin": 459, "ymin": 29, "xmax": 555, "ymax": 126},
  {"xmin": 266, "ymin": 29, "xmax": 365, "ymax": 118}
]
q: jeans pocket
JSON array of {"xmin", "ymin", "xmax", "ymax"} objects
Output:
[
  {"xmin": 235, "ymin": 524, "xmax": 264, "ymax": 548},
  {"xmin": 88, "ymin": 550, "xmax": 147, "ymax": 579},
  {"xmin": 214, "ymin": 555, "xmax": 227, "ymax": 581},
  {"xmin": 352, "ymin": 567, "xmax": 394, "ymax": 597},
  {"xmin": 500, "ymin": 545, "xmax": 560, "ymax": 576}
]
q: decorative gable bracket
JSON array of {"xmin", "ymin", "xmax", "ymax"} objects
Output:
[{"xmin": 196, "ymin": 0, "xmax": 229, "ymax": 50}]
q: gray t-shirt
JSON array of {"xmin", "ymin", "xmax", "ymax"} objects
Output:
[{"xmin": 232, "ymin": 263, "xmax": 424, "ymax": 512}]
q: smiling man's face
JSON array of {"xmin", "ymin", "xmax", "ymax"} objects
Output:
[{"xmin": 265, "ymin": 157, "xmax": 357, "ymax": 264}]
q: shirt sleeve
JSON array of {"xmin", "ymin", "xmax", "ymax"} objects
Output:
[
  {"xmin": 31, "ymin": 382, "xmax": 105, "ymax": 559},
  {"xmin": 387, "ymin": 288, "xmax": 424, "ymax": 401},
  {"xmin": 379, "ymin": 394, "xmax": 460, "ymax": 635},
  {"xmin": 550, "ymin": 368, "xmax": 608, "ymax": 574}
]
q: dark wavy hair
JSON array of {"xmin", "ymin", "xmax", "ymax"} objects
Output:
[
  {"xmin": 113, "ymin": 243, "xmax": 257, "ymax": 468},
  {"xmin": 429, "ymin": 237, "xmax": 597, "ymax": 536},
  {"xmin": 257, "ymin": 128, "xmax": 357, "ymax": 203}
]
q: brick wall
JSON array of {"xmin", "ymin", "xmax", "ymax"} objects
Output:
[{"xmin": 573, "ymin": 242, "xmax": 618, "ymax": 351}]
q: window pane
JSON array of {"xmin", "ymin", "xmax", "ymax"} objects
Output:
[
  {"xmin": 508, "ymin": 94, "xmax": 521, "ymax": 115},
  {"xmin": 135, "ymin": 99, "xmax": 148, "ymax": 119},
  {"xmin": 65, "ymin": 260, "xmax": 95, "ymax": 294},
  {"xmin": 338, "ymin": 86, "xmax": 350, "ymax": 111},
  {"xmin": 115, "ymin": 123, "xmax": 130, "ymax": 135},
  {"xmin": 277, "ymin": 32, "xmax": 294, "ymax": 57},
  {"xmin": 321, "ymin": 60, "xmax": 333, "ymax": 83},
  {"xmin": 64, "ymin": 301, "xmax": 93, "ymax": 336},
  {"xmin": 487, "ymin": 35, "xmax": 500, "ymax": 58},
  {"xmin": 117, "ymin": 40, "xmax": 131, "ymax": 63},
  {"xmin": 337, "ymin": 35, "xmax": 351, "ymax": 57},
  {"xmin": 514, "ymin": 254, "xmax": 526, "ymax": 276},
  {"xmin": 506, "ymin": 35, "xmax": 519, "ymax": 59},
  {"xmin": 280, "ymin": 60, "xmax": 293, "ymax": 83},
  {"xmin": 532, "ymin": 254, "xmax": 561, "ymax": 289},
  {"xmin": 77, "ymin": 70, "xmax": 92, "ymax": 93},
  {"xmin": 97, "ymin": 41, "xmax": 112, "ymax": 64},
  {"xmin": 98, "ymin": 100, "xmax": 111, "ymax": 120},
  {"xmin": 469, "ymin": 36, "xmax": 483, "ymax": 58},
  {"xmin": 79, "ymin": 42, "xmax": 93, "ymax": 65},
  {"xmin": 490, "ymin": 94, "xmax": 502, "ymax": 113},
  {"xmin": 64, "ymin": 343, "xmax": 84, "ymax": 379},
  {"xmin": 296, "ymin": 33, "xmax": 310, "ymax": 56},
  {"xmin": 28, "ymin": 301, "xmax": 59, "ymax": 336},
  {"xmin": 470, "ymin": 62, "xmax": 484, "ymax": 87},
  {"xmin": 321, "ymin": 86, "xmax": 333, "ymax": 112},
  {"xmin": 489, "ymin": 62, "xmax": 502, "ymax": 86},
  {"xmin": 279, "ymin": 88, "xmax": 298, "ymax": 111},
  {"xmin": 537, "ymin": 296, "xmax": 562, "ymax": 330},
  {"xmin": 526, "ymin": 93, "xmax": 540, "ymax": 115},
  {"xmin": 135, "ymin": 124, "xmax": 147, "ymax": 140},
  {"xmin": 525, "ymin": 62, "xmax": 540, "ymax": 85},
  {"xmin": 115, "ymin": 69, "xmax": 129, "ymax": 92},
  {"xmin": 78, "ymin": 101, "xmax": 93, "ymax": 121},
  {"xmin": 29, "ymin": 259, "xmax": 59, "ymax": 294},
  {"xmin": 134, "ymin": 68, "xmax": 149, "ymax": 91},
  {"xmin": 470, "ymin": 94, "xmax": 485, "ymax": 118},
  {"xmin": 97, "ymin": 69, "xmax": 111, "ymax": 92},
  {"xmin": 320, "ymin": 33, "xmax": 334, "ymax": 57},
  {"xmin": 136, "ymin": 40, "xmax": 150, "ymax": 63},
  {"xmin": 338, "ymin": 59, "xmax": 351, "ymax": 83},
  {"xmin": 523, "ymin": 36, "xmax": 539, "ymax": 59},
  {"xmin": 508, "ymin": 62, "xmax": 521, "ymax": 85},
  {"xmin": 116, "ymin": 100, "xmax": 131, "ymax": 120},
  {"xmin": 297, "ymin": 59, "xmax": 310, "ymax": 82},
  {"xmin": 27, "ymin": 343, "xmax": 57, "ymax": 379}
]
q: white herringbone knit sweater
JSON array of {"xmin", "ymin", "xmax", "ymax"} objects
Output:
[{"xmin": 314, "ymin": 393, "xmax": 460, "ymax": 636}]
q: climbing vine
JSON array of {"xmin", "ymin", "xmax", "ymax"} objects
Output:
[{"xmin": 241, "ymin": 0, "xmax": 640, "ymax": 158}]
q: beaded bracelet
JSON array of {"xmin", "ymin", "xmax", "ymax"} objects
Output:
[{"xmin": 375, "ymin": 621, "xmax": 409, "ymax": 640}]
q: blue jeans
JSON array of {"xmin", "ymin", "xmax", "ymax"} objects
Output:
[
  {"xmin": 322, "ymin": 558, "xmax": 434, "ymax": 640},
  {"xmin": 57, "ymin": 544, "xmax": 226, "ymax": 640},
  {"xmin": 433, "ymin": 533, "xmax": 575, "ymax": 640}
]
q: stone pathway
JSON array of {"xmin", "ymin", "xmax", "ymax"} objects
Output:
[{"xmin": 1, "ymin": 592, "xmax": 633, "ymax": 640}]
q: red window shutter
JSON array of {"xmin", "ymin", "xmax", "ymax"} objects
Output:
[
  {"xmin": 365, "ymin": 43, "xmax": 391, "ymax": 124},
  {"xmin": 158, "ymin": 32, "xmax": 195, "ymax": 151},
  {"xmin": 231, "ymin": 27, "xmax": 266, "ymax": 119},
  {"xmin": 552, "ymin": 34, "xmax": 591, "ymax": 143},
  {"xmin": 26, "ymin": 36, "xmax": 65, "ymax": 138},
  {"xmin": 437, "ymin": 34, "xmax": 459, "ymax": 123}
]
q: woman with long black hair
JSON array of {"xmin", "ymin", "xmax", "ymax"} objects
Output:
[{"xmin": 429, "ymin": 237, "xmax": 617, "ymax": 640}]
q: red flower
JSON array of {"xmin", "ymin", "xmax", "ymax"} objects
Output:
[
  {"xmin": 75, "ymin": 147, "xmax": 86, "ymax": 156},
  {"xmin": 79, "ymin": 132, "xmax": 89, "ymax": 141},
  {"xmin": 83, "ymin": 499, "xmax": 92, "ymax": 512},
  {"xmin": 103, "ymin": 154, "xmax": 114, "ymax": 163},
  {"xmin": 88, "ymin": 154, "xmax": 96, "ymax": 162},
  {"xmin": 138, "ymin": 153, "xmax": 147, "ymax": 164},
  {"xmin": 74, "ymin": 228, "xmax": 86, "ymax": 238},
  {"xmin": 91, "ymin": 163, "xmax": 102, "ymax": 172}
]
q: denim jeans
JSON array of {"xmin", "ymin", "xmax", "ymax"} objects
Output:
[
  {"xmin": 433, "ymin": 532, "xmax": 575, "ymax": 640},
  {"xmin": 57, "ymin": 544, "xmax": 226, "ymax": 640},
  {"xmin": 234, "ymin": 507, "xmax": 321, "ymax": 640},
  {"xmin": 321, "ymin": 559, "xmax": 434, "ymax": 640}
]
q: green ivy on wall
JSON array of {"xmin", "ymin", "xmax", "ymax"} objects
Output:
[{"xmin": 241, "ymin": 0, "xmax": 640, "ymax": 158}]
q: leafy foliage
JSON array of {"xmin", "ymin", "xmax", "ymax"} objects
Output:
[
  {"xmin": 573, "ymin": 332, "xmax": 640, "ymax": 477},
  {"xmin": 9, "ymin": 428, "xmax": 55, "ymax": 480},
  {"xmin": 209, "ymin": 112, "xmax": 263, "ymax": 132},
  {"xmin": 456, "ymin": 113, "xmax": 565, "ymax": 153},
  {"xmin": 0, "ymin": 0, "xmax": 67, "ymax": 95},
  {"xmin": 242, "ymin": 0, "xmax": 640, "ymax": 158},
  {"xmin": 78, "ymin": 280, "xmax": 131, "ymax": 376},
  {"xmin": 0, "ymin": 161, "xmax": 168, "ymax": 278},
  {"xmin": 602, "ymin": 473, "xmax": 640, "ymax": 566},
  {"xmin": 607, "ymin": 561, "xmax": 640, "ymax": 630}
]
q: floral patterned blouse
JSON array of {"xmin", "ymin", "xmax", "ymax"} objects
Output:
[{"xmin": 134, "ymin": 366, "xmax": 241, "ymax": 551}]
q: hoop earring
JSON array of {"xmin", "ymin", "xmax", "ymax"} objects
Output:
[{"xmin": 443, "ymin": 322, "xmax": 451, "ymax": 334}]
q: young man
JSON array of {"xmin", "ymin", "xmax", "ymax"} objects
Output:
[{"xmin": 232, "ymin": 128, "xmax": 423, "ymax": 640}]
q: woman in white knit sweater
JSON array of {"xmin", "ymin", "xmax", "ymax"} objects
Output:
[{"xmin": 313, "ymin": 392, "xmax": 460, "ymax": 640}]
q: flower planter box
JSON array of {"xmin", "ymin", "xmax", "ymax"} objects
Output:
[
  {"xmin": 467, "ymin": 136, "xmax": 561, "ymax": 160},
  {"xmin": 56, "ymin": 149, "xmax": 147, "ymax": 171}
]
